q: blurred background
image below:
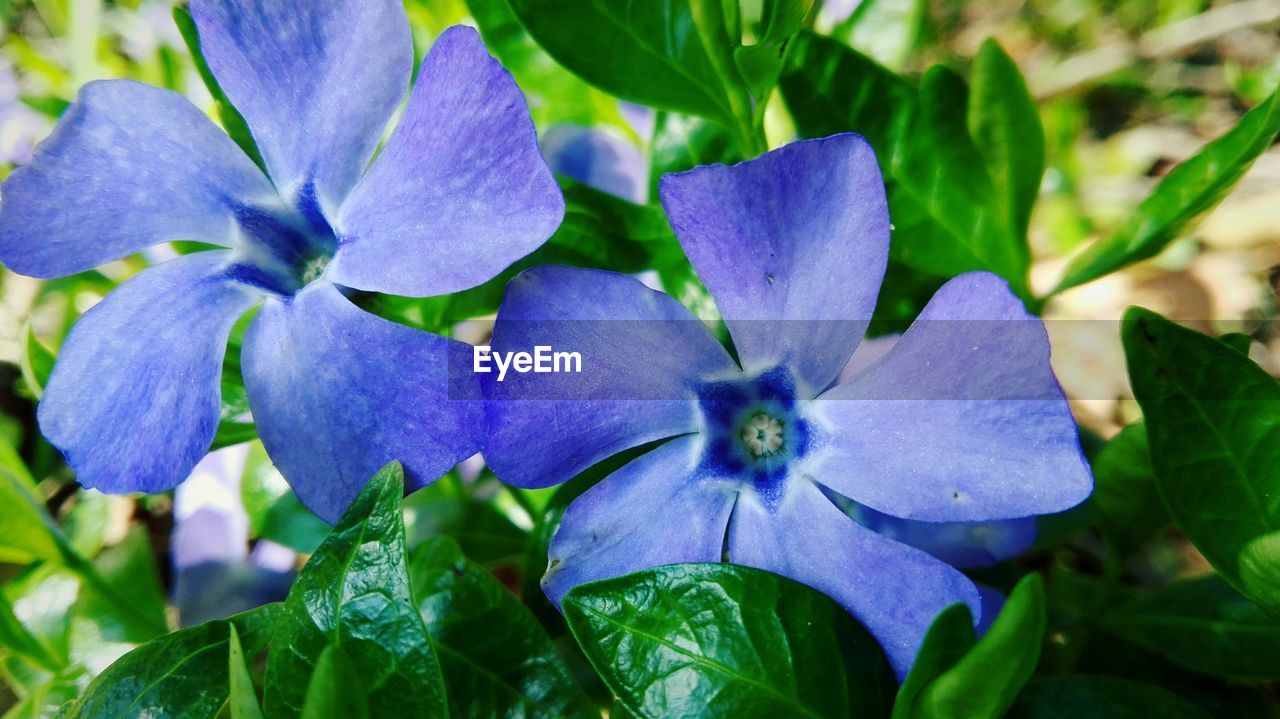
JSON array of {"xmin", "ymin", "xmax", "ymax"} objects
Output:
[{"xmin": 1, "ymin": 0, "xmax": 1278, "ymax": 714}]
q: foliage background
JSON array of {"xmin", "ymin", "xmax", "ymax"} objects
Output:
[{"xmin": 0, "ymin": 0, "xmax": 1279, "ymax": 717}]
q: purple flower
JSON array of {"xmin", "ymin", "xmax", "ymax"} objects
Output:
[
  {"xmin": 541, "ymin": 124, "xmax": 649, "ymax": 204},
  {"xmin": 484, "ymin": 134, "xmax": 1091, "ymax": 676},
  {"xmin": 0, "ymin": 2, "xmax": 562, "ymax": 521}
]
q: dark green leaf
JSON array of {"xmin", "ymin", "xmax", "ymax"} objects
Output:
[
  {"xmin": 968, "ymin": 39, "xmax": 1045, "ymax": 240},
  {"xmin": 263, "ymin": 463, "xmax": 448, "ymax": 719},
  {"xmin": 1240, "ymin": 531, "xmax": 1280, "ymax": 612},
  {"xmin": 1056, "ymin": 86, "xmax": 1280, "ymax": 292},
  {"xmin": 1008, "ymin": 676, "xmax": 1214, "ymax": 719},
  {"xmin": 58, "ymin": 605, "xmax": 278, "ymax": 719},
  {"xmin": 172, "ymin": 5, "xmax": 265, "ymax": 171},
  {"xmin": 409, "ymin": 535, "xmax": 596, "ymax": 719},
  {"xmin": 299, "ymin": 645, "xmax": 370, "ymax": 719},
  {"xmin": 403, "ymin": 479, "xmax": 526, "ymax": 566},
  {"xmin": 1089, "ymin": 422, "xmax": 1166, "ymax": 559},
  {"xmin": 912, "ymin": 575, "xmax": 1047, "ymax": 719},
  {"xmin": 506, "ymin": 0, "xmax": 758, "ymax": 151},
  {"xmin": 228, "ymin": 625, "xmax": 265, "ymax": 719},
  {"xmin": 1123, "ymin": 308, "xmax": 1280, "ymax": 612},
  {"xmin": 564, "ymin": 563, "xmax": 894, "ymax": 719},
  {"xmin": 1100, "ymin": 574, "xmax": 1280, "ymax": 680}
]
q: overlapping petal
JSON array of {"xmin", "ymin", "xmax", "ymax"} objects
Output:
[
  {"xmin": 658, "ymin": 134, "xmax": 890, "ymax": 396},
  {"xmin": 0, "ymin": 81, "xmax": 273, "ymax": 277},
  {"xmin": 848, "ymin": 504, "xmax": 1037, "ymax": 569},
  {"xmin": 727, "ymin": 478, "xmax": 980, "ymax": 678},
  {"xmin": 331, "ymin": 25, "xmax": 563, "ymax": 297},
  {"xmin": 190, "ymin": 0, "xmax": 411, "ymax": 206},
  {"xmin": 808, "ymin": 272, "xmax": 1091, "ymax": 522},
  {"xmin": 38, "ymin": 251, "xmax": 260, "ymax": 494},
  {"xmin": 543, "ymin": 436, "xmax": 737, "ymax": 606},
  {"xmin": 485, "ymin": 266, "xmax": 737, "ymax": 488},
  {"xmin": 241, "ymin": 282, "xmax": 482, "ymax": 522}
]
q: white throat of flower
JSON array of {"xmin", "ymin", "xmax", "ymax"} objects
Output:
[{"xmin": 741, "ymin": 412, "xmax": 785, "ymax": 458}]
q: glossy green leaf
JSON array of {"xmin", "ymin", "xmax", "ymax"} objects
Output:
[
  {"xmin": 1240, "ymin": 531, "xmax": 1280, "ymax": 612},
  {"xmin": 564, "ymin": 563, "xmax": 894, "ymax": 719},
  {"xmin": 916, "ymin": 575, "xmax": 1047, "ymax": 718},
  {"xmin": 228, "ymin": 625, "xmax": 264, "ymax": 719},
  {"xmin": 1056, "ymin": 86, "xmax": 1280, "ymax": 292},
  {"xmin": 892, "ymin": 605, "xmax": 976, "ymax": 719},
  {"xmin": 1123, "ymin": 308, "xmax": 1280, "ymax": 612},
  {"xmin": 1100, "ymin": 574, "xmax": 1280, "ymax": 680},
  {"xmin": 299, "ymin": 645, "xmax": 370, "ymax": 719},
  {"xmin": 173, "ymin": 4, "xmax": 265, "ymax": 171},
  {"xmin": 263, "ymin": 463, "xmax": 448, "ymax": 719},
  {"xmin": 968, "ymin": 39, "xmax": 1045, "ymax": 240},
  {"xmin": 1089, "ymin": 422, "xmax": 1167, "ymax": 559},
  {"xmin": 506, "ymin": 0, "xmax": 759, "ymax": 151},
  {"xmin": 58, "ymin": 605, "xmax": 278, "ymax": 719},
  {"xmin": 409, "ymin": 535, "xmax": 596, "ymax": 719},
  {"xmin": 1008, "ymin": 676, "xmax": 1214, "ymax": 719}
]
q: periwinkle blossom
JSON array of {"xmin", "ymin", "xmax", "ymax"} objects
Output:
[
  {"xmin": 485, "ymin": 133, "xmax": 1092, "ymax": 675},
  {"xmin": 541, "ymin": 124, "xmax": 648, "ymax": 204},
  {"xmin": 0, "ymin": 1, "xmax": 562, "ymax": 521}
]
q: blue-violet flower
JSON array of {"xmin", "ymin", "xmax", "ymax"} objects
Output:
[{"xmin": 0, "ymin": 1, "xmax": 562, "ymax": 521}]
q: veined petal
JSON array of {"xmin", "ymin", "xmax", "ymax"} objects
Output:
[
  {"xmin": 485, "ymin": 266, "xmax": 737, "ymax": 489},
  {"xmin": 330, "ymin": 25, "xmax": 563, "ymax": 297},
  {"xmin": 808, "ymin": 272, "xmax": 1092, "ymax": 522},
  {"xmin": 190, "ymin": 0, "xmax": 412, "ymax": 206},
  {"xmin": 727, "ymin": 478, "xmax": 980, "ymax": 678},
  {"xmin": 241, "ymin": 282, "xmax": 482, "ymax": 522},
  {"xmin": 38, "ymin": 251, "xmax": 260, "ymax": 493},
  {"xmin": 543, "ymin": 436, "xmax": 736, "ymax": 606},
  {"xmin": 0, "ymin": 81, "xmax": 273, "ymax": 278},
  {"xmin": 658, "ymin": 134, "xmax": 890, "ymax": 396}
]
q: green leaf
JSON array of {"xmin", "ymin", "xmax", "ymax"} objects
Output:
[
  {"xmin": 58, "ymin": 605, "xmax": 279, "ymax": 719},
  {"xmin": 0, "ymin": 591, "xmax": 65, "ymax": 673},
  {"xmin": 1240, "ymin": 531, "xmax": 1280, "ymax": 612},
  {"xmin": 1089, "ymin": 422, "xmax": 1167, "ymax": 559},
  {"xmin": 211, "ymin": 422, "xmax": 258, "ymax": 451},
  {"xmin": 732, "ymin": 0, "xmax": 813, "ymax": 101},
  {"xmin": 18, "ymin": 321, "xmax": 54, "ymax": 399},
  {"xmin": 892, "ymin": 605, "xmax": 976, "ymax": 719},
  {"xmin": 257, "ymin": 489, "xmax": 331, "ymax": 554},
  {"xmin": 1099, "ymin": 574, "xmax": 1280, "ymax": 680},
  {"xmin": 403, "ymin": 479, "xmax": 526, "ymax": 566},
  {"xmin": 1056, "ymin": 86, "xmax": 1280, "ymax": 292},
  {"xmin": 409, "ymin": 535, "xmax": 596, "ymax": 719},
  {"xmin": 299, "ymin": 645, "xmax": 370, "ymax": 719},
  {"xmin": 1008, "ymin": 676, "xmax": 1214, "ymax": 719},
  {"xmin": 506, "ymin": 0, "xmax": 759, "ymax": 152},
  {"xmin": 228, "ymin": 625, "xmax": 265, "ymax": 719},
  {"xmin": 172, "ymin": 4, "xmax": 265, "ymax": 171},
  {"xmin": 649, "ymin": 112, "xmax": 742, "ymax": 199},
  {"xmin": 911, "ymin": 575, "xmax": 1047, "ymax": 719},
  {"xmin": 968, "ymin": 39, "xmax": 1045, "ymax": 241},
  {"xmin": 263, "ymin": 463, "xmax": 448, "ymax": 719},
  {"xmin": 833, "ymin": 0, "xmax": 924, "ymax": 71},
  {"xmin": 0, "ymin": 437, "xmax": 61, "ymax": 564},
  {"xmin": 564, "ymin": 563, "xmax": 894, "ymax": 719},
  {"xmin": 1123, "ymin": 308, "xmax": 1280, "ymax": 612}
]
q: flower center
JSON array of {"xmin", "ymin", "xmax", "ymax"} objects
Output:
[
  {"xmin": 226, "ymin": 182, "xmax": 338, "ymax": 296},
  {"xmin": 740, "ymin": 412, "xmax": 785, "ymax": 458}
]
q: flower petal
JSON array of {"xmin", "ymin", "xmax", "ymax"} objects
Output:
[
  {"xmin": 847, "ymin": 504, "xmax": 1037, "ymax": 569},
  {"xmin": 658, "ymin": 134, "xmax": 889, "ymax": 396},
  {"xmin": 541, "ymin": 125, "xmax": 648, "ymax": 203},
  {"xmin": 38, "ymin": 251, "xmax": 260, "ymax": 493},
  {"xmin": 189, "ymin": 0, "xmax": 411, "ymax": 205},
  {"xmin": 808, "ymin": 272, "xmax": 1092, "ymax": 522},
  {"xmin": 241, "ymin": 282, "xmax": 482, "ymax": 522},
  {"xmin": 543, "ymin": 436, "xmax": 736, "ymax": 606},
  {"xmin": 0, "ymin": 81, "xmax": 272, "ymax": 278},
  {"xmin": 485, "ymin": 266, "xmax": 737, "ymax": 489},
  {"xmin": 727, "ymin": 478, "xmax": 980, "ymax": 678},
  {"xmin": 330, "ymin": 25, "xmax": 563, "ymax": 297}
]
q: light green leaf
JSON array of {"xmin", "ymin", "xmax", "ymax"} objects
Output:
[
  {"xmin": 263, "ymin": 463, "xmax": 448, "ymax": 719},
  {"xmin": 299, "ymin": 645, "xmax": 370, "ymax": 719},
  {"xmin": 228, "ymin": 625, "xmax": 264, "ymax": 719},
  {"xmin": 833, "ymin": 0, "xmax": 924, "ymax": 71},
  {"xmin": 1240, "ymin": 531, "xmax": 1280, "ymax": 612},
  {"xmin": 0, "ymin": 437, "xmax": 60, "ymax": 564},
  {"xmin": 564, "ymin": 563, "xmax": 894, "ymax": 719},
  {"xmin": 1123, "ymin": 308, "xmax": 1280, "ymax": 612},
  {"xmin": 0, "ymin": 591, "xmax": 65, "ymax": 673},
  {"xmin": 968, "ymin": 39, "xmax": 1045, "ymax": 241},
  {"xmin": 1057, "ymin": 86, "xmax": 1280, "ymax": 292}
]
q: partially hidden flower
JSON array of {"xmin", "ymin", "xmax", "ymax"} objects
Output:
[
  {"xmin": 541, "ymin": 124, "xmax": 649, "ymax": 204},
  {"xmin": 484, "ymin": 133, "xmax": 1091, "ymax": 676},
  {"xmin": 171, "ymin": 445, "xmax": 294, "ymax": 626},
  {"xmin": 0, "ymin": 1, "xmax": 562, "ymax": 521}
]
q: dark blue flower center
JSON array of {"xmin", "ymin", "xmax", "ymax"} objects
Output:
[
  {"xmin": 225, "ymin": 182, "xmax": 338, "ymax": 296},
  {"xmin": 697, "ymin": 365, "xmax": 811, "ymax": 506}
]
